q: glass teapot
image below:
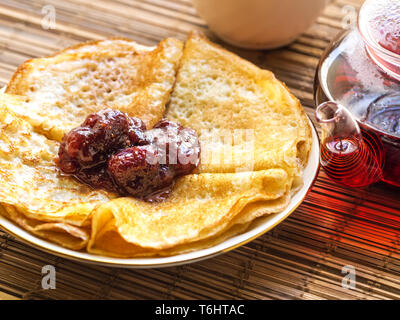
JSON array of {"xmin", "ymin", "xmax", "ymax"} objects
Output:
[{"xmin": 314, "ymin": 0, "xmax": 400, "ymax": 188}]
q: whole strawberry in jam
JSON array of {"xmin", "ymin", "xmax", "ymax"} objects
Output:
[
  {"xmin": 108, "ymin": 145, "xmax": 175, "ymax": 197},
  {"xmin": 57, "ymin": 109, "xmax": 146, "ymax": 174},
  {"xmin": 145, "ymin": 119, "xmax": 200, "ymax": 174}
]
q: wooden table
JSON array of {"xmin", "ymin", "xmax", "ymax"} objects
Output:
[{"xmin": 0, "ymin": 0, "xmax": 399, "ymax": 300}]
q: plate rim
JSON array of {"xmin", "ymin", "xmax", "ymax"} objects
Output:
[{"xmin": 0, "ymin": 117, "xmax": 320, "ymax": 268}]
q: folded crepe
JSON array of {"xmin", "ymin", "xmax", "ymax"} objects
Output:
[
  {"xmin": 0, "ymin": 94, "xmax": 113, "ymax": 249},
  {"xmin": 167, "ymin": 32, "xmax": 311, "ymax": 178},
  {"xmin": 88, "ymin": 169, "xmax": 291, "ymax": 256},
  {"xmin": 6, "ymin": 38, "xmax": 184, "ymax": 141}
]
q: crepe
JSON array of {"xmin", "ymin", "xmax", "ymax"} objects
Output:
[
  {"xmin": 167, "ymin": 32, "xmax": 311, "ymax": 180},
  {"xmin": 0, "ymin": 204, "xmax": 90, "ymax": 250},
  {"xmin": 0, "ymin": 33, "xmax": 312, "ymax": 258},
  {"xmin": 0, "ymin": 94, "xmax": 112, "ymax": 248},
  {"xmin": 88, "ymin": 219, "xmax": 251, "ymax": 258},
  {"xmin": 88, "ymin": 169, "xmax": 291, "ymax": 256},
  {"xmin": 5, "ymin": 38, "xmax": 184, "ymax": 141}
]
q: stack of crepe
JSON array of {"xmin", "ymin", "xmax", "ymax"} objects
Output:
[{"xmin": 0, "ymin": 32, "xmax": 311, "ymax": 257}]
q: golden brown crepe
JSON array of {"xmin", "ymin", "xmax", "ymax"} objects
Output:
[
  {"xmin": 167, "ymin": 32, "xmax": 311, "ymax": 179},
  {"xmin": 0, "ymin": 204, "xmax": 90, "ymax": 250},
  {"xmin": 88, "ymin": 219, "xmax": 251, "ymax": 258},
  {"xmin": 87, "ymin": 169, "xmax": 291, "ymax": 254},
  {"xmin": 0, "ymin": 94, "xmax": 113, "ymax": 248},
  {"xmin": 6, "ymin": 38, "xmax": 184, "ymax": 141},
  {"xmin": 0, "ymin": 33, "xmax": 312, "ymax": 258}
]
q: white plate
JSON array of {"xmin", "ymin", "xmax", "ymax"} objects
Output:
[{"xmin": 0, "ymin": 114, "xmax": 320, "ymax": 268}]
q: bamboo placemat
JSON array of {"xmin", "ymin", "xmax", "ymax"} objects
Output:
[{"xmin": 0, "ymin": 0, "xmax": 399, "ymax": 300}]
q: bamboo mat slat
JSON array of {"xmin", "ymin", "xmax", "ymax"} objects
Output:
[{"xmin": 0, "ymin": 0, "xmax": 398, "ymax": 300}]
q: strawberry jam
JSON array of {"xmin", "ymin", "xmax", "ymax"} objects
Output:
[{"xmin": 56, "ymin": 109, "xmax": 200, "ymax": 201}]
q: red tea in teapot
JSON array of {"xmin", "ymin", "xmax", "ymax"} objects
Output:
[{"xmin": 314, "ymin": 0, "xmax": 400, "ymax": 187}]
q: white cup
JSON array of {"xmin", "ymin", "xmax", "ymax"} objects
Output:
[{"xmin": 193, "ymin": 0, "xmax": 329, "ymax": 49}]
